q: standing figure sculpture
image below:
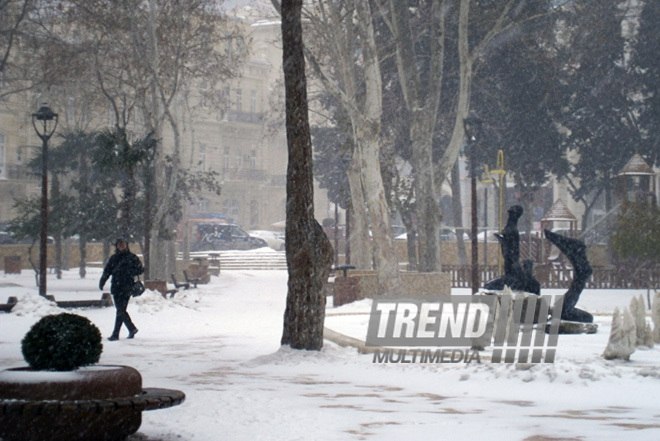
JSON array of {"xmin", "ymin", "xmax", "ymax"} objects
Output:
[
  {"xmin": 484, "ymin": 205, "xmax": 541, "ymax": 294},
  {"xmin": 543, "ymin": 230, "xmax": 593, "ymax": 323}
]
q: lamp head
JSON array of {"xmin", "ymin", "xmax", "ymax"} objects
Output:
[
  {"xmin": 32, "ymin": 103, "xmax": 59, "ymax": 139},
  {"xmin": 463, "ymin": 112, "xmax": 482, "ymax": 142}
]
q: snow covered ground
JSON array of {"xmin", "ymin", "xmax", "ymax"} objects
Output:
[{"xmin": 1, "ymin": 267, "xmax": 659, "ymax": 441}]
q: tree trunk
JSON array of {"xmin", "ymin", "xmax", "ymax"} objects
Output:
[
  {"xmin": 346, "ymin": 152, "xmax": 373, "ymax": 270},
  {"xmin": 388, "ymin": 0, "xmax": 446, "ymax": 273},
  {"xmin": 300, "ymin": 0, "xmax": 400, "ymax": 292},
  {"xmin": 411, "ymin": 117, "xmax": 441, "ymax": 272},
  {"xmin": 280, "ymin": 0, "xmax": 334, "ymax": 351},
  {"xmin": 78, "ymin": 236, "xmax": 87, "ymax": 279},
  {"xmin": 356, "ymin": 130, "xmax": 402, "ymax": 294},
  {"xmin": 351, "ymin": 0, "xmax": 401, "ymax": 295}
]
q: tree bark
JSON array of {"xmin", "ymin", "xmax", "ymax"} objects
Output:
[
  {"xmin": 302, "ymin": 0, "xmax": 401, "ymax": 294},
  {"xmin": 280, "ymin": 0, "xmax": 334, "ymax": 351},
  {"xmin": 386, "ymin": 0, "xmax": 446, "ymax": 272},
  {"xmin": 352, "ymin": 0, "xmax": 401, "ymax": 294},
  {"xmin": 346, "ymin": 152, "xmax": 373, "ymax": 269}
]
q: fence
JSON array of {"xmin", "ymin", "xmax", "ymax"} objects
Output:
[{"xmin": 442, "ymin": 264, "xmax": 660, "ymax": 290}]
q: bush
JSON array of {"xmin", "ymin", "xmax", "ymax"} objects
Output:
[
  {"xmin": 21, "ymin": 313, "xmax": 103, "ymax": 371},
  {"xmin": 611, "ymin": 202, "xmax": 660, "ymax": 267}
]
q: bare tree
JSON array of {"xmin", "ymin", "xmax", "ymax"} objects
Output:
[
  {"xmin": 48, "ymin": 0, "xmax": 244, "ymax": 279},
  {"xmin": 377, "ymin": 0, "xmax": 447, "ymax": 272},
  {"xmin": 0, "ymin": 0, "xmax": 34, "ymax": 98},
  {"xmin": 279, "ymin": 0, "xmax": 333, "ymax": 350},
  {"xmin": 297, "ymin": 0, "xmax": 402, "ymax": 295}
]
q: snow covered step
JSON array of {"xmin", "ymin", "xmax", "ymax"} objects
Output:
[{"xmin": 217, "ymin": 249, "xmax": 287, "ymax": 270}]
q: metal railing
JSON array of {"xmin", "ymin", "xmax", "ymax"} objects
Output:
[{"xmin": 441, "ymin": 264, "xmax": 660, "ymax": 289}]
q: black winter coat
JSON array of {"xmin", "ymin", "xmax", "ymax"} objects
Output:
[{"xmin": 100, "ymin": 249, "xmax": 144, "ymax": 297}]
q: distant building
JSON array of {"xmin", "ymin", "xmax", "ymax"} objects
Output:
[{"xmin": 0, "ymin": 6, "xmax": 330, "ymax": 232}]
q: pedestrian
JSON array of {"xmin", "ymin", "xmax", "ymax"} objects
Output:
[{"xmin": 99, "ymin": 238, "xmax": 144, "ymax": 341}]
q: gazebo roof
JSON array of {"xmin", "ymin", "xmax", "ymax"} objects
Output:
[
  {"xmin": 617, "ymin": 153, "xmax": 654, "ymax": 176},
  {"xmin": 542, "ymin": 199, "xmax": 577, "ymax": 222}
]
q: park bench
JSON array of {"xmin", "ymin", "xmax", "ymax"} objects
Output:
[
  {"xmin": 183, "ymin": 270, "xmax": 200, "ymax": 288},
  {"xmin": 0, "ymin": 297, "xmax": 18, "ymax": 313},
  {"xmin": 170, "ymin": 273, "xmax": 190, "ymax": 291}
]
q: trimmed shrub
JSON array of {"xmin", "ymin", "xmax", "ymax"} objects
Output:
[{"xmin": 21, "ymin": 313, "xmax": 103, "ymax": 371}]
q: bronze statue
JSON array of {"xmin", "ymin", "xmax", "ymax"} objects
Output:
[
  {"xmin": 484, "ymin": 205, "xmax": 541, "ymax": 295},
  {"xmin": 484, "ymin": 205, "xmax": 593, "ymax": 323},
  {"xmin": 544, "ymin": 230, "xmax": 593, "ymax": 323}
]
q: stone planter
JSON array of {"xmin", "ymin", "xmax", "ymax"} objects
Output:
[
  {"xmin": 144, "ymin": 279, "xmax": 168, "ymax": 297},
  {"xmin": 0, "ymin": 365, "xmax": 185, "ymax": 441}
]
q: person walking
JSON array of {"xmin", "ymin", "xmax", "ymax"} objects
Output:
[{"xmin": 99, "ymin": 238, "xmax": 144, "ymax": 341}]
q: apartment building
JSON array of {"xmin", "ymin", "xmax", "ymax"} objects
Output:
[{"xmin": 0, "ymin": 9, "xmax": 330, "ymax": 234}]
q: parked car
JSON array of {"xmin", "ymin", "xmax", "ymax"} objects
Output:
[
  {"xmin": 0, "ymin": 232, "xmax": 16, "ymax": 245},
  {"xmin": 394, "ymin": 228, "xmax": 469, "ymax": 241},
  {"xmin": 391, "ymin": 225, "xmax": 407, "ymax": 237},
  {"xmin": 248, "ymin": 230, "xmax": 285, "ymax": 251},
  {"xmin": 439, "ymin": 228, "xmax": 469, "ymax": 241},
  {"xmin": 193, "ymin": 224, "xmax": 268, "ymax": 251},
  {"xmin": 0, "ymin": 232, "xmax": 54, "ymax": 245}
]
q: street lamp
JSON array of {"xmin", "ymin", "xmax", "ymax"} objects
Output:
[
  {"xmin": 32, "ymin": 103, "xmax": 58, "ymax": 297},
  {"xmin": 490, "ymin": 150, "xmax": 506, "ymax": 274},
  {"xmin": 481, "ymin": 165, "xmax": 494, "ymax": 267},
  {"xmin": 463, "ymin": 113, "xmax": 482, "ymax": 294}
]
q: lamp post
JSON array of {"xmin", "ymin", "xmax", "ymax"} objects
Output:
[
  {"xmin": 490, "ymin": 150, "xmax": 506, "ymax": 273},
  {"xmin": 32, "ymin": 103, "xmax": 58, "ymax": 297},
  {"xmin": 481, "ymin": 165, "xmax": 494, "ymax": 267},
  {"xmin": 463, "ymin": 113, "xmax": 482, "ymax": 294}
]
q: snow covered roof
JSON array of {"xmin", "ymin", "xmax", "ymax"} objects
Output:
[
  {"xmin": 617, "ymin": 153, "xmax": 655, "ymax": 176},
  {"xmin": 542, "ymin": 199, "xmax": 577, "ymax": 221}
]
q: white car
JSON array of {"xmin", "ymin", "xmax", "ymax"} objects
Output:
[{"xmin": 248, "ymin": 230, "xmax": 285, "ymax": 251}]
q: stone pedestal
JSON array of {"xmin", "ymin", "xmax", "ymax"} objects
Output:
[
  {"xmin": 188, "ymin": 264, "xmax": 210, "ymax": 284},
  {"xmin": 144, "ymin": 280, "xmax": 168, "ymax": 297},
  {"xmin": 4, "ymin": 256, "xmax": 21, "ymax": 274}
]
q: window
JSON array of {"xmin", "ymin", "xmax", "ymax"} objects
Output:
[
  {"xmin": 250, "ymin": 150, "xmax": 257, "ymax": 170},
  {"xmin": 235, "ymin": 151, "xmax": 242, "ymax": 170},
  {"xmin": 199, "ymin": 143, "xmax": 207, "ymax": 171},
  {"xmin": 66, "ymin": 97, "xmax": 75, "ymax": 123},
  {"xmin": 0, "ymin": 133, "xmax": 5, "ymax": 178},
  {"xmin": 235, "ymin": 88, "xmax": 242, "ymax": 112},
  {"xmin": 250, "ymin": 90, "xmax": 257, "ymax": 113},
  {"xmin": 222, "ymin": 199, "xmax": 240, "ymax": 221},
  {"xmin": 250, "ymin": 200, "xmax": 259, "ymax": 226},
  {"xmin": 199, "ymin": 81, "xmax": 208, "ymax": 108},
  {"xmin": 197, "ymin": 198, "xmax": 209, "ymax": 212},
  {"xmin": 223, "ymin": 87, "xmax": 230, "ymax": 109},
  {"xmin": 223, "ymin": 147, "xmax": 231, "ymax": 171}
]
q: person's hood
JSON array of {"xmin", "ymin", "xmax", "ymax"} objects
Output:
[{"xmin": 114, "ymin": 238, "xmax": 131, "ymax": 253}]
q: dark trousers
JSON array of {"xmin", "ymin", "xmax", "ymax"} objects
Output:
[{"xmin": 112, "ymin": 293, "xmax": 136, "ymax": 336}]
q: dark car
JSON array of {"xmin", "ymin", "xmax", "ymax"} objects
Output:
[
  {"xmin": 0, "ymin": 232, "xmax": 16, "ymax": 245},
  {"xmin": 193, "ymin": 224, "xmax": 268, "ymax": 251}
]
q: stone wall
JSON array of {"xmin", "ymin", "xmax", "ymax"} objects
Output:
[
  {"xmin": 333, "ymin": 271, "xmax": 451, "ymax": 307},
  {"xmin": 0, "ymin": 243, "xmax": 109, "ymax": 272}
]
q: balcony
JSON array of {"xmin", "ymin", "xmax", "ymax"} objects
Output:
[
  {"xmin": 222, "ymin": 168, "xmax": 269, "ymax": 182},
  {"xmin": 225, "ymin": 111, "xmax": 264, "ymax": 124},
  {"xmin": 2, "ymin": 164, "xmax": 38, "ymax": 181}
]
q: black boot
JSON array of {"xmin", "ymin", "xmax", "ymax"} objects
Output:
[{"xmin": 128, "ymin": 328, "xmax": 139, "ymax": 339}]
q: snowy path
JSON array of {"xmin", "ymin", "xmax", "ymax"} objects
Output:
[{"xmin": 1, "ymin": 269, "xmax": 659, "ymax": 440}]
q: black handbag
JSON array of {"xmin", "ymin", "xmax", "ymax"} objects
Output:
[{"xmin": 131, "ymin": 277, "xmax": 146, "ymax": 297}]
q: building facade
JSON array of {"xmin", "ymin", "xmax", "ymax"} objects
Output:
[{"xmin": 0, "ymin": 10, "xmax": 330, "ymax": 235}]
